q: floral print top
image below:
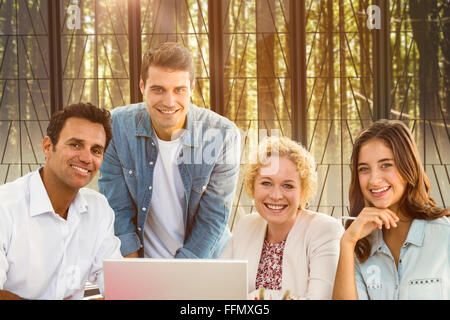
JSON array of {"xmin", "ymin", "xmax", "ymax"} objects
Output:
[{"xmin": 255, "ymin": 239, "xmax": 286, "ymax": 290}]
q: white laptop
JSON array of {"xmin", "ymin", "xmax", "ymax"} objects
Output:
[{"xmin": 103, "ymin": 258, "xmax": 248, "ymax": 300}]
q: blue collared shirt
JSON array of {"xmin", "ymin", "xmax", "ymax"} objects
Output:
[
  {"xmin": 355, "ymin": 217, "xmax": 449, "ymax": 300},
  {"xmin": 98, "ymin": 102, "xmax": 241, "ymax": 258}
]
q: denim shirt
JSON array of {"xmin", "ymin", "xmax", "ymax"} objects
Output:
[
  {"xmin": 98, "ymin": 102, "xmax": 241, "ymax": 258},
  {"xmin": 355, "ymin": 217, "xmax": 449, "ymax": 300}
]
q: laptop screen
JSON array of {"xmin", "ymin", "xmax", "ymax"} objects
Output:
[{"xmin": 103, "ymin": 258, "xmax": 248, "ymax": 300}]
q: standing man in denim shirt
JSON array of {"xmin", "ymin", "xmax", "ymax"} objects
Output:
[{"xmin": 99, "ymin": 42, "xmax": 241, "ymax": 259}]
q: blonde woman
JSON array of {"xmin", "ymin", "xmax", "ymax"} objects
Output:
[{"xmin": 221, "ymin": 136, "xmax": 343, "ymax": 299}]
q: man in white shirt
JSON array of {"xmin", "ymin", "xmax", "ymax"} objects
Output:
[{"xmin": 0, "ymin": 103, "xmax": 122, "ymax": 300}]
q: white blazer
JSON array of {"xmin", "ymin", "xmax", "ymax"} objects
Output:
[{"xmin": 221, "ymin": 210, "xmax": 344, "ymax": 299}]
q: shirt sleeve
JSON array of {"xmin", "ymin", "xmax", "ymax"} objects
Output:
[
  {"xmin": 219, "ymin": 235, "xmax": 234, "ymax": 259},
  {"xmin": 176, "ymin": 127, "xmax": 241, "ymax": 258},
  {"xmin": 88, "ymin": 204, "xmax": 123, "ymax": 296},
  {"xmin": 304, "ymin": 218, "xmax": 344, "ymax": 300},
  {"xmin": 0, "ymin": 205, "xmax": 11, "ymax": 289},
  {"xmin": 98, "ymin": 126, "xmax": 141, "ymax": 257}
]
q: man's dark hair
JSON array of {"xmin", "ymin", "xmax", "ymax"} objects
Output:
[
  {"xmin": 140, "ymin": 42, "xmax": 194, "ymax": 85},
  {"xmin": 46, "ymin": 102, "xmax": 112, "ymax": 150}
]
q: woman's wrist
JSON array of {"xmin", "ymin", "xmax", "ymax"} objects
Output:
[{"xmin": 340, "ymin": 234, "xmax": 357, "ymax": 249}]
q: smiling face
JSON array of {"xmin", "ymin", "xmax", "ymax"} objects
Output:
[
  {"xmin": 357, "ymin": 138, "xmax": 406, "ymax": 212},
  {"xmin": 253, "ymin": 156, "xmax": 302, "ymax": 233},
  {"xmin": 43, "ymin": 117, "xmax": 106, "ymax": 192},
  {"xmin": 140, "ymin": 66, "xmax": 194, "ymax": 141}
]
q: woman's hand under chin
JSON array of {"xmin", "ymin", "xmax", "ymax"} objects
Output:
[{"xmin": 342, "ymin": 207, "xmax": 399, "ymax": 245}]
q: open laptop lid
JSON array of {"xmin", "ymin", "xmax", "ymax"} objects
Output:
[{"xmin": 103, "ymin": 258, "xmax": 248, "ymax": 300}]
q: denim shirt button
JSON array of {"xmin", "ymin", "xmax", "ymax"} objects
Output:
[
  {"xmin": 149, "ymin": 161, "xmax": 154, "ymax": 165},
  {"xmin": 128, "ymin": 170, "xmax": 133, "ymax": 175},
  {"xmin": 148, "ymin": 186, "xmax": 152, "ymax": 190},
  {"xmin": 202, "ymin": 185, "xmax": 207, "ymax": 191},
  {"xmin": 137, "ymin": 227, "xmax": 142, "ymax": 232},
  {"xmin": 142, "ymin": 207, "xmax": 147, "ymax": 211}
]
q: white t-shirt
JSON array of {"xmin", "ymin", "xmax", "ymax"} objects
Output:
[
  {"xmin": 0, "ymin": 169, "xmax": 123, "ymax": 300},
  {"xmin": 143, "ymin": 135, "xmax": 186, "ymax": 258}
]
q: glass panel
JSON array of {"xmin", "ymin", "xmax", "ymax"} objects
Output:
[
  {"xmin": 61, "ymin": 0, "xmax": 130, "ymax": 111},
  {"xmin": 0, "ymin": 0, "xmax": 49, "ymax": 183},
  {"xmin": 1, "ymin": 0, "xmax": 446, "ymax": 214},
  {"xmin": 223, "ymin": 0, "xmax": 291, "ymax": 218},
  {"xmin": 305, "ymin": 0, "xmax": 374, "ymax": 217},
  {"xmin": 141, "ymin": 0, "xmax": 209, "ymax": 109},
  {"xmin": 389, "ymin": 0, "xmax": 449, "ymax": 207}
]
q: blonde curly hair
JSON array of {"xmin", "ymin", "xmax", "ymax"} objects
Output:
[{"xmin": 243, "ymin": 136, "xmax": 318, "ymax": 210}]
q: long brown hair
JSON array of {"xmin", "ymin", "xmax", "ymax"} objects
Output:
[{"xmin": 348, "ymin": 120, "xmax": 448, "ymax": 263}]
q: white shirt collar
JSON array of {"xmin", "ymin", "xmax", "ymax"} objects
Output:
[
  {"xmin": 28, "ymin": 169, "xmax": 88, "ymax": 217},
  {"xmin": 71, "ymin": 190, "xmax": 89, "ymax": 215}
]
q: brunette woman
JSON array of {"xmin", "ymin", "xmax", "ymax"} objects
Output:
[{"xmin": 332, "ymin": 120, "xmax": 449, "ymax": 300}]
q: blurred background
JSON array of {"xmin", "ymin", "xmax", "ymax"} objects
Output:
[{"xmin": 0, "ymin": 0, "xmax": 448, "ymax": 230}]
